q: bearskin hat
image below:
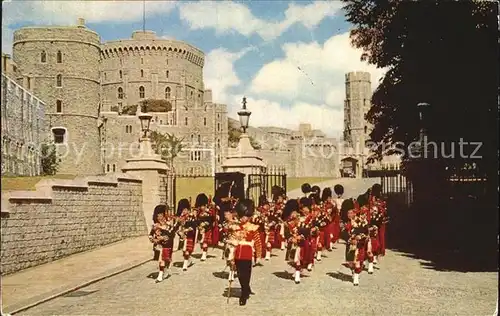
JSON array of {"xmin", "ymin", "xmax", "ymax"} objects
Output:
[
  {"xmin": 309, "ymin": 193, "xmax": 321, "ymax": 206},
  {"xmin": 340, "ymin": 198, "xmax": 355, "ymax": 222},
  {"xmin": 176, "ymin": 198, "xmax": 191, "ymax": 217},
  {"xmin": 234, "ymin": 198, "xmax": 255, "ymax": 218},
  {"xmin": 371, "ymin": 183, "xmax": 382, "ymax": 198},
  {"xmin": 195, "ymin": 193, "xmax": 209, "ymax": 208},
  {"xmin": 311, "ymin": 185, "xmax": 321, "ymax": 196},
  {"xmin": 152, "ymin": 204, "xmax": 167, "ymax": 223},
  {"xmin": 258, "ymin": 194, "xmax": 269, "ymax": 207},
  {"xmin": 282, "ymin": 199, "xmax": 299, "ymax": 220},
  {"xmin": 301, "ymin": 183, "xmax": 312, "ymax": 194},
  {"xmin": 356, "ymin": 193, "xmax": 369, "ymax": 207},
  {"xmin": 299, "ymin": 196, "xmax": 312, "ymax": 209},
  {"xmin": 333, "ymin": 184, "xmax": 344, "ymax": 196},
  {"xmin": 321, "ymin": 187, "xmax": 332, "ymax": 202}
]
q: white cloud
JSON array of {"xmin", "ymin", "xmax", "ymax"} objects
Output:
[
  {"xmin": 250, "ymin": 32, "xmax": 387, "ymax": 108},
  {"xmin": 204, "ymin": 47, "xmax": 255, "ymax": 105},
  {"xmin": 178, "ymin": 1, "xmax": 343, "ymax": 40},
  {"xmin": 226, "ymin": 95, "xmax": 344, "ymax": 138}
]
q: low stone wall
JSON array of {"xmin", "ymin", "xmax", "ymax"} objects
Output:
[{"xmin": 0, "ymin": 173, "xmax": 146, "ymax": 275}]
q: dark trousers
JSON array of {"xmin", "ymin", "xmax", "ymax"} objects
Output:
[{"xmin": 235, "ymin": 260, "xmax": 252, "ymax": 299}]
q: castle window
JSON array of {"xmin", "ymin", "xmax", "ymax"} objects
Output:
[
  {"xmin": 119, "ymin": 70, "xmax": 123, "ymax": 79},
  {"xmin": 190, "ymin": 150, "xmax": 202, "ymax": 161},
  {"xmin": 56, "ymin": 50, "xmax": 62, "ymax": 63},
  {"xmin": 217, "ymin": 123, "xmax": 220, "ymax": 132},
  {"xmin": 364, "ymin": 126, "xmax": 367, "ymax": 134},
  {"xmin": 139, "ymin": 86, "xmax": 145, "ymax": 98},
  {"xmin": 141, "ymin": 69, "xmax": 144, "ymax": 77},
  {"xmin": 197, "ymin": 135, "xmax": 201, "ymax": 144},
  {"xmin": 107, "ymin": 164, "xmax": 110, "ymax": 172},
  {"xmin": 141, "ymin": 58, "xmax": 144, "ymax": 64},
  {"xmin": 160, "ymin": 120, "xmax": 163, "ymax": 125},
  {"xmin": 56, "ymin": 100, "xmax": 62, "ymax": 113},
  {"xmin": 125, "ymin": 125, "xmax": 133, "ymax": 133},
  {"xmin": 166, "ymin": 70, "xmax": 169, "ymax": 78},
  {"xmin": 217, "ymin": 114, "xmax": 220, "ymax": 119},
  {"xmin": 27, "ymin": 77, "xmax": 31, "ymax": 89},
  {"xmin": 217, "ymin": 139, "xmax": 220, "ymax": 148},
  {"xmin": 118, "ymin": 87, "xmax": 124, "ymax": 99},
  {"xmin": 185, "ymin": 117, "xmax": 188, "ymax": 125},
  {"xmin": 203, "ymin": 117, "xmax": 207, "ymax": 126},
  {"xmin": 56, "ymin": 74, "xmax": 62, "ymax": 87},
  {"xmin": 51, "ymin": 128, "xmax": 66, "ymax": 144},
  {"xmin": 112, "ymin": 164, "xmax": 116, "ymax": 172},
  {"xmin": 104, "ymin": 72, "xmax": 107, "ymax": 80},
  {"xmin": 165, "ymin": 87, "xmax": 171, "ymax": 99},
  {"xmin": 41, "ymin": 51, "xmax": 46, "ymax": 63},
  {"xmin": 217, "ymin": 155, "xmax": 221, "ymax": 163}
]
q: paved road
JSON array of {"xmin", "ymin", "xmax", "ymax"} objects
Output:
[
  {"xmin": 18, "ymin": 244, "xmax": 497, "ymax": 316},
  {"xmin": 16, "ymin": 178, "xmax": 498, "ymax": 315}
]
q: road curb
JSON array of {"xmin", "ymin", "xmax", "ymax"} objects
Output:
[{"xmin": 5, "ymin": 256, "xmax": 153, "ymax": 315}]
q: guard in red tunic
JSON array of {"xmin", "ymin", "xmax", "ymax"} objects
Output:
[
  {"xmin": 229, "ymin": 199, "xmax": 261, "ymax": 306},
  {"xmin": 370, "ymin": 184, "xmax": 388, "ymax": 259},
  {"xmin": 177, "ymin": 198, "xmax": 197, "ymax": 271},
  {"xmin": 271, "ymin": 190, "xmax": 287, "ymax": 250},
  {"xmin": 148, "ymin": 205, "xmax": 180, "ymax": 283},
  {"xmin": 195, "ymin": 193, "xmax": 216, "ymax": 262},
  {"xmin": 344, "ymin": 202, "xmax": 370, "ymax": 286}
]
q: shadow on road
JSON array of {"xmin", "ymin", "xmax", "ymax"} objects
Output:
[
  {"xmin": 326, "ymin": 271, "xmax": 352, "ymax": 283},
  {"xmin": 387, "ymin": 197, "xmax": 498, "ymax": 272},
  {"xmin": 272, "ymin": 271, "xmax": 310, "ymax": 280},
  {"xmin": 213, "ymin": 271, "xmax": 229, "ymax": 279},
  {"xmin": 222, "ymin": 287, "xmax": 242, "ymax": 298}
]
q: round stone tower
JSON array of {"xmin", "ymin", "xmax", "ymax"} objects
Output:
[
  {"xmin": 344, "ymin": 71, "xmax": 372, "ymax": 147},
  {"xmin": 12, "ymin": 18, "xmax": 102, "ymax": 175}
]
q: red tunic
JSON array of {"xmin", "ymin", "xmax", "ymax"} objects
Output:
[{"xmin": 234, "ymin": 223, "xmax": 262, "ymax": 261}]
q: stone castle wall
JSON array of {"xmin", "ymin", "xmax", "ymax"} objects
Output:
[
  {"xmin": 1, "ymin": 73, "xmax": 45, "ymax": 176},
  {"xmin": 0, "ymin": 173, "xmax": 145, "ymax": 275},
  {"xmin": 12, "ymin": 25, "xmax": 102, "ymax": 175}
]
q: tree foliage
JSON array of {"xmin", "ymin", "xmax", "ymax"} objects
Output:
[
  {"xmin": 342, "ymin": 0, "xmax": 498, "ymax": 180},
  {"xmin": 40, "ymin": 142, "xmax": 59, "ymax": 175},
  {"xmin": 140, "ymin": 99, "xmax": 172, "ymax": 112},
  {"xmin": 227, "ymin": 119, "xmax": 261, "ymax": 149},
  {"xmin": 150, "ymin": 130, "xmax": 185, "ymax": 165}
]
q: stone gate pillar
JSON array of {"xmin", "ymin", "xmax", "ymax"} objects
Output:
[{"xmin": 122, "ymin": 138, "xmax": 169, "ymax": 232}]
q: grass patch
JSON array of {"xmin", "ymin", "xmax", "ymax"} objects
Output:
[
  {"xmin": 175, "ymin": 177, "xmax": 335, "ymax": 202},
  {"xmin": 1, "ymin": 174, "xmax": 77, "ymax": 191}
]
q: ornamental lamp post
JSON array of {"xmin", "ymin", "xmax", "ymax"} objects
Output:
[
  {"xmin": 238, "ymin": 97, "xmax": 251, "ymax": 134},
  {"xmin": 138, "ymin": 112, "xmax": 153, "ymax": 139}
]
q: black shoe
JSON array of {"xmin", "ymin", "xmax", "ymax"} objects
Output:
[{"xmin": 239, "ymin": 297, "xmax": 247, "ymax": 306}]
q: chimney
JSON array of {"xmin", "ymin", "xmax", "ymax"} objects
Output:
[{"xmin": 77, "ymin": 18, "xmax": 85, "ymax": 27}]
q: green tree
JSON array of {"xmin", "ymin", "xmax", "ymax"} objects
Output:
[
  {"xmin": 342, "ymin": 1, "xmax": 498, "ymax": 182},
  {"xmin": 150, "ymin": 131, "xmax": 185, "ymax": 168},
  {"xmin": 40, "ymin": 141, "xmax": 59, "ymax": 175},
  {"xmin": 227, "ymin": 119, "xmax": 261, "ymax": 149}
]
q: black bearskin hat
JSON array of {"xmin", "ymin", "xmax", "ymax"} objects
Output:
[
  {"xmin": 321, "ymin": 187, "xmax": 332, "ymax": 202},
  {"xmin": 371, "ymin": 183, "xmax": 382, "ymax": 198},
  {"xmin": 357, "ymin": 193, "xmax": 369, "ymax": 207},
  {"xmin": 340, "ymin": 198, "xmax": 355, "ymax": 222},
  {"xmin": 301, "ymin": 183, "xmax": 312, "ymax": 194},
  {"xmin": 311, "ymin": 185, "xmax": 321, "ymax": 196},
  {"xmin": 176, "ymin": 198, "xmax": 191, "ymax": 217},
  {"xmin": 152, "ymin": 204, "xmax": 167, "ymax": 223},
  {"xmin": 195, "ymin": 193, "xmax": 209, "ymax": 208},
  {"xmin": 234, "ymin": 198, "xmax": 255, "ymax": 218},
  {"xmin": 310, "ymin": 193, "xmax": 321, "ymax": 206},
  {"xmin": 271, "ymin": 185, "xmax": 285, "ymax": 202},
  {"xmin": 282, "ymin": 199, "xmax": 299, "ymax": 220},
  {"xmin": 299, "ymin": 196, "xmax": 312, "ymax": 209},
  {"xmin": 333, "ymin": 184, "xmax": 344, "ymax": 197},
  {"xmin": 258, "ymin": 194, "xmax": 269, "ymax": 207}
]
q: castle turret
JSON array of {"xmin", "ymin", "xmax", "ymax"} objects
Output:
[
  {"xmin": 344, "ymin": 71, "xmax": 372, "ymax": 149},
  {"xmin": 12, "ymin": 18, "xmax": 102, "ymax": 175}
]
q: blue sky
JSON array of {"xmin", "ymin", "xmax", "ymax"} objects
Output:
[{"xmin": 2, "ymin": 0, "xmax": 384, "ymax": 137}]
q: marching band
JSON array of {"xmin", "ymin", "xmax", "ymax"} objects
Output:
[{"xmin": 148, "ymin": 182, "xmax": 389, "ymax": 305}]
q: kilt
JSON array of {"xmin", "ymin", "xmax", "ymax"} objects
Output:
[
  {"xmin": 162, "ymin": 247, "xmax": 173, "ymax": 262},
  {"xmin": 203, "ymin": 231, "xmax": 213, "ymax": 246},
  {"xmin": 378, "ymin": 224, "xmax": 386, "ymax": 255},
  {"xmin": 370, "ymin": 236, "xmax": 380, "ymax": 255},
  {"xmin": 184, "ymin": 237, "xmax": 195, "ymax": 255},
  {"xmin": 259, "ymin": 232, "xmax": 266, "ymax": 258},
  {"xmin": 317, "ymin": 230, "xmax": 326, "ymax": 249}
]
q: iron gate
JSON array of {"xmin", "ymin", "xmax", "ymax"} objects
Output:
[
  {"xmin": 247, "ymin": 167, "xmax": 287, "ymax": 203},
  {"xmin": 379, "ymin": 169, "xmax": 414, "ymax": 207}
]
